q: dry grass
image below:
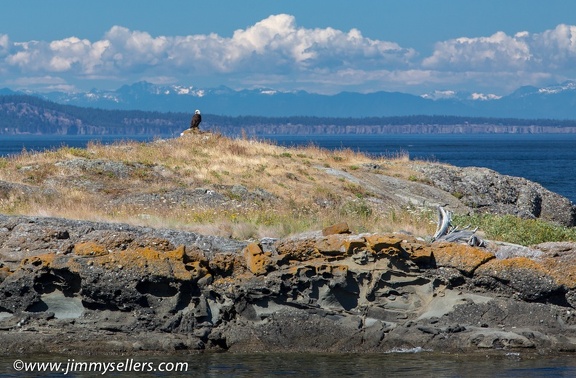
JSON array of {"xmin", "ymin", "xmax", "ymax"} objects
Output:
[{"xmin": 0, "ymin": 133, "xmax": 436, "ymax": 239}]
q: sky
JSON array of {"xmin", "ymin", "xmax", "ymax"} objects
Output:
[{"xmin": 2, "ymin": 0, "xmax": 576, "ymax": 96}]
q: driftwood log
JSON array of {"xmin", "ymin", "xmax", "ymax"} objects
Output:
[{"xmin": 432, "ymin": 206, "xmax": 485, "ymax": 247}]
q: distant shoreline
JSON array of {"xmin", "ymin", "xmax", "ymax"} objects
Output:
[
  {"xmin": 4, "ymin": 93, "xmax": 576, "ymax": 136},
  {"xmin": 4, "ymin": 124, "xmax": 576, "ymax": 136},
  {"xmin": 234, "ymin": 124, "xmax": 576, "ymax": 135}
]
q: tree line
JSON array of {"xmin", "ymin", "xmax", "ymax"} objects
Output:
[{"xmin": 2, "ymin": 94, "xmax": 576, "ymax": 136}]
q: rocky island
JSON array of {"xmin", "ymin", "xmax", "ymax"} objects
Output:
[{"xmin": 0, "ymin": 133, "xmax": 575, "ymax": 355}]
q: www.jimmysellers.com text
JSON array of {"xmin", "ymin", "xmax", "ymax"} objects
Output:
[{"xmin": 13, "ymin": 358, "xmax": 189, "ymax": 375}]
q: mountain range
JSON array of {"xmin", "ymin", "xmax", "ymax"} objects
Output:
[{"xmin": 2, "ymin": 81, "xmax": 576, "ymax": 119}]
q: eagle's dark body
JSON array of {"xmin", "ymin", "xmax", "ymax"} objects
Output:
[{"xmin": 190, "ymin": 113, "xmax": 202, "ymax": 129}]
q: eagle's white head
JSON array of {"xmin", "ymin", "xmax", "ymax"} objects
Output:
[{"xmin": 195, "ymin": 109, "xmax": 201, "ymax": 114}]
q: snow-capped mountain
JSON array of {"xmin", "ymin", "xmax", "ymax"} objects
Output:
[
  {"xmin": 420, "ymin": 90, "xmax": 501, "ymax": 101},
  {"xmin": 4, "ymin": 80, "xmax": 576, "ymax": 118}
]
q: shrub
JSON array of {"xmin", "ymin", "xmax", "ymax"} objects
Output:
[
  {"xmin": 453, "ymin": 213, "xmax": 576, "ymax": 246},
  {"xmin": 66, "ymin": 147, "xmax": 93, "ymax": 159},
  {"xmin": 340, "ymin": 199, "xmax": 372, "ymax": 218},
  {"xmin": 451, "ymin": 191, "xmax": 464, "ymax": 199}
]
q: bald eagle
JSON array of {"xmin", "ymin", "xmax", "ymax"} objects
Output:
[{"xmin": 190, "ymin": 109, "xmax": 202, "ymax": 131}]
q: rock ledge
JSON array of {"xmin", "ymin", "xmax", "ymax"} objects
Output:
[{"xmin": 1, "ymin": 214, "xmax": 576, "ymax": 355}]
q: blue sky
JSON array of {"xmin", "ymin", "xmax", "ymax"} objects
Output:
[{"xmin": 2, "ymin": 1, "xmax": 576, "ymax": 96}]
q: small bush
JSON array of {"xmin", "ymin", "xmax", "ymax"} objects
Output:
[
  {"xmin": 344, "ymin": 182, "xmax": 369, "ymax": 198},
  {"xmin": 340, "ymin": 199, "xmax": 372, "ymax": 218},
  {"xmin": 453, "ymin": 213, "xmax": 576, "ymax": 246},
  {"xmin": 66, "ymin": 147, "xmax": 93, "ymax": 159},
  {"xmin": 452, "ymin": 191, "xmax": 464, "ymax": 199}
]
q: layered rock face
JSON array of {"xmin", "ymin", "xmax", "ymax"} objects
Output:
[{"xmin": 1, "ymin": 214, "xmax": 576, "ymax": 354}]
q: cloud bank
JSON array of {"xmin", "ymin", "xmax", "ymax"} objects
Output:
[{"xmin": 1, "ymin": 14, "xmax": 576, "ymax": 94}]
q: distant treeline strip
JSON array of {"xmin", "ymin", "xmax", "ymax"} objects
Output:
[
  {"xmin": 2, "ymin": 94, "xmax": 576, "ymax": 136},
  {"xmin": 208, "ymin": 114, "xmax": 576, "ymax": 128}
]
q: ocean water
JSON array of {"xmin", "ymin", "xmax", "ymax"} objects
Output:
[
  {"xmin": 1, "ymin": 133, "xmax": 575, "ymax": 202},
  {"xmin": 1, "ymin": 352, "xmax": 576, "ymax": 377}
]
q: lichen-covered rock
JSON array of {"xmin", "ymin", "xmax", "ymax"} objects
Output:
[
  {"xmin": 433, "ymin": 242, "xmax": 495, "ymax": 275},
  {"xmin": 474, "ymin": 257, "xmax": 564, "ymax": 302},
  {"xmin": 322, "ymin": 222, "xmax": 351, "ymax": 236},
  {"xmin": 1, "ymin": 214, "xmax": 576, "ymax": 355},
  {"xmin": 243, "ymin": 242, "xmax": 273, "ymax": 275},
  {"xmin": 0, "ymin": 265, "xmax": 10, "ymax": 283},
  {"xmin": 73, "ymin": 241, "xmax": 108, "ymax": 256}
]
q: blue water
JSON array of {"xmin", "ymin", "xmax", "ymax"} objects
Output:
[
  {"xmin": 1, "ymin": 133, "xmax": 575, "ymax": 202},
  {"xmin": 1, "ymin": 352, "xmax": 576, "ymax": 377}
]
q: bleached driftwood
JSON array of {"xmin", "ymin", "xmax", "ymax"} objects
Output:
[{"xmin": 432, "ymin": 206, "xmax": 485, "ymax": 247}]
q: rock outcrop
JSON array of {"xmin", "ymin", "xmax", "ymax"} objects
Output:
[
  {"xmin": 413, "ymin": 164, "xmax": 576, "ymax": 226},
  {"xmin": 1, "ymin": 214, "xmax": 576, "ymax": 355}
]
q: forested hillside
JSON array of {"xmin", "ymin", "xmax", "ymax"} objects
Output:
[
  {"xmin": 0, "ymin": 95, "xmax": 189, "ymax": 136},
  {"xmin": 2, "ymin": 94, "xmax": 576, "ymax": 136}
]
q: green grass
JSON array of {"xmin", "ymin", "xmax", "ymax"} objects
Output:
[{"xmin": 453, "ymin": 213, "xmax": 576, "ymax": 246}]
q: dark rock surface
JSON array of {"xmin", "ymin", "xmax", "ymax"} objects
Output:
[
  {"xmin": 1, "ymin": 214, "xmax": 576, "ymax": 355},
  {"xmin": 412, "ymin": 164, "xmax": 576, "ymax": 226}
]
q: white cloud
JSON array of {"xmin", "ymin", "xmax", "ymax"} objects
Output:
[
  {"xmin": 103, "ymin": 26, "xmax": 168, "ymax": 68},
  {"xmin": 0, "ymin": 34, "xmax": 9, "ymax": 57},
  {"xmin": 423, "ymin": 31, "xmax": 532, "ymax": 71},
  {"xmin": 423, "ymin": 24, "xmax": 576, "ymax": 75},
  {"xmin": 416, "ymin": 24, "xmax": 576, "ymax": 93},
  {"xmin": 0, "ymin": 14, "xmax": 418, "ymax": 92},
  {"xmin": 530, "ymin": 24, "xmax": 576, "ymax": 70},
  {"xmin": 5, "ymin": 75, "xmax": 72, "ymax": 91},
  {"xmin": 1, "ymin": 15, "xmax": 576, "ymax": 94},
  {"xmin": 48, "ymin": 37, "xmax": 93, "ymax": 71}
]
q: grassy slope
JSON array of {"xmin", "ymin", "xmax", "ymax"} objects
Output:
[
  {"xmin": 0, "ymin": 133, "xmax": 437, "ymax": 239},
  {"xmin": 2, "ymin": 132, "xmax": 576, "ymax": 245}
]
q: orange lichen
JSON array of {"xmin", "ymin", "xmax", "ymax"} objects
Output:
[
  {"xmin": 475, "ymin": 257, "xmax": 550, "ymax": 282},
  {"xmin": 317, "ymin": 263, "xmax": 348, "ymax": 278},
  {"xmin": 473, "ymin": 255, "xmax": 576, "ymax": 289},
  {"xmin": 315, "ymin": 235, "xmax": 367, "ymax": 256},
  {"xmin": 73, "ymin": 241, "xmax": 109, "ymax": 257},
  {"xmin": 186, "ymin": 260, "xmax": 210, "ymax": 281},
  {"xmin": 276, "ymin": 238, "xmax": 320, "ymax": 262},
  {"xmin": 89, "ymin": 245, "xmax": 197, "ymax": 281},
  {"xmin": 210, "ymin": 253, "xmax": 243, "ymax": 277},
  {"xmin": 314, "ymin": 235, "xmax": 348, "ymax": 256},
  {"xmin": 0, "ymin": 266, "xmax": 12, "ymax": 281},
  {"xmin": 365, "ymin": 234, "xmax": 403, "ymax": 252},
  {"xmin": 405, "ymin": 245, "xmax": 435, "ymax": 267},
  {"xmin": 432, "ymin": 242, "xmax": 495, "ymax": 275},
  {"xmin": 243, "ymin": 242, "xmax": 273, "ymax": 276},
  {"xmin": 21, "ymin": 252, "xmax": 59, "ymax": 268},
  {"xmin": 540, "ymin": 258, "xmax": 576, "ymax": 288},
  {"xmin": 322, "ymin": 222, "xmax": 351, "ymax": 236},
  {"xmin": 343, "ymin": 237, "xmax": 367, "ymax": 255}
]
